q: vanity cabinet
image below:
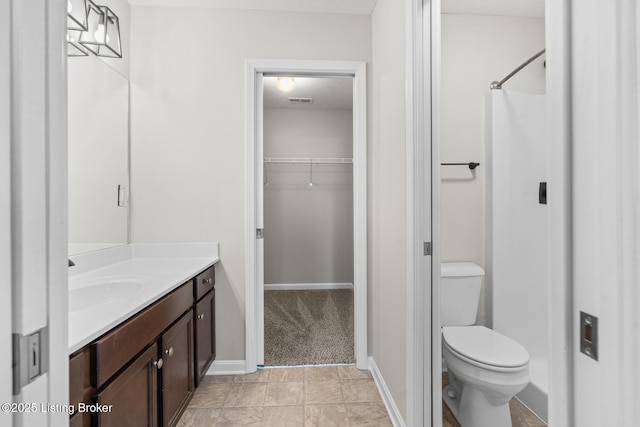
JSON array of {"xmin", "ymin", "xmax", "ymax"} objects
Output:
[
  {"xmin": 193, "ymin": 267, "xmax": 216, "ymax": 387},
  {"xmin": 69, "ymin": 265, "xmax": 216, "ymax": 427}
]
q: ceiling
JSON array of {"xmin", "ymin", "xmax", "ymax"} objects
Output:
[
  {"xmin": 263, "ymin": 76, "xmax": 353, "ymax": 110},
  {"xmin": 127, "ymin": 0, "xmax": 378, "ymax": 15},
  {"xmin": 442, "ymin": 0, "xmax": 544, "ymax": 18},
  {"xmin": 129, "ymin": 0, "xmax": 544, "ymax": 18}
]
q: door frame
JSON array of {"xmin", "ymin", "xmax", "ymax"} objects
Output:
[
  {"xmin": 416, "ymin": 0, "xmax": 575, "ymax": 425},
  {"xmin": 245, "ymin": 59, "xmax": 368, "ymax": 371},
  {"xmin": 405, "ymin": 0, "xmax": 438, "ymax": 426}
]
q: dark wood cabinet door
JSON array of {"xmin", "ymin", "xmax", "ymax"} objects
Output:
[
  {"xmin": 96, "ymin": 343, "xmax": 159, "ymax": 427},
  {"xmin": 161, "ymin": 311, "xmax": 194, "ymax": 427},
  {"xmin": 194, "ymin": 290, "xmax": 216, "ymax": 387},
  {"xmin": 69, "ymin": 411, "xmax": 91, "ymax": 427}
]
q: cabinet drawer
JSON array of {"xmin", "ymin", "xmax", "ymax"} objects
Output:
[
  {"xmin": 69, "ymin": 347, "xmax": 92, "ymax": 408},
  {"xmin": 92, "ymin": 283, "xmax": 193, "ymax": 388},
  {"xmin": 194, "ymin": 267, "xmax": 215, "ymax": 301}
]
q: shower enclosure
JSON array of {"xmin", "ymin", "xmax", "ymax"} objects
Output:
[{"xmin": 486, "ymin": 88, "xmax": 549, "ymax": 422}]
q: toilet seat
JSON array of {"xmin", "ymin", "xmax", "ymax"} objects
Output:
[{"xmin": 443, "ymin": 326, "xmax": 529, "ymax": 371}]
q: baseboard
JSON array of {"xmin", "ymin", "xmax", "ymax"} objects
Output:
[
  {"xmin": 264, "ymin": 282, "xmax": 353, "ymax": 291},
  {"xmin": 205, "ymin": 360, "xmax": 247, "ymax": 376},
  {"xmin": 368, "ymin": 357, "xmax": 406, "ymax": 427},
  {"xmin": 517, "ymin": 382, "xmax": 548, "ymax": 423}
]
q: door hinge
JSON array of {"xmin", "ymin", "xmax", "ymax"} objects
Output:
[
  {"xmin": 424, "ymin": 242, "xmax": 432, "ymax": 256},
  {"xmin": 256, "ymin": 228, "xmax": 264, "ymax": 239},
  {"xmin": 12, "ymin": 326, "xmax": 48, "ymax": 395}
]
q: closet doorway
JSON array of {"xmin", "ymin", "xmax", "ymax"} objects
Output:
[
  {"xmin": 262, "ymin": 75, "xmax": 354, "ymax": 366},
  {"xmin": 245, "ymin": 60, "xmax": 367, "ymax": 371}
]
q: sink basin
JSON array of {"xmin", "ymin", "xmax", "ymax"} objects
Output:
[{"xmin": 69, "ymin": 276, "xmax": 150, "ymax": 313}]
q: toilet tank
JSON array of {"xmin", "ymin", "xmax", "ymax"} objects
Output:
[{"xmin": 441, "ymin": 262, "xmax": 485, "ymax": 326}]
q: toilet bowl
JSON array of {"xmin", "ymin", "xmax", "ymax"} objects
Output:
[
  {"xmin": 442, "ymin": 326, "xmax": 530, "ymax": 427},
  {"xmin": 440, "ymin": 263, "xmax": 530, "ymax": 427}
]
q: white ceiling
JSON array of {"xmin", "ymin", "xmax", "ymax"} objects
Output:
[
  {"xmin": 263, "ymin": 76, "xmax": 353, "ymax": 110},
  {"xmin": 128, "ymin": 0, "xmax": 378, "ymax": 15},
  {"xmin": 442, "ymin": 0, "xmax": 544, "ymax": 18},
  {"xmin": 129, "ymin": 0, "xmax": 543, "ymax": 17}
]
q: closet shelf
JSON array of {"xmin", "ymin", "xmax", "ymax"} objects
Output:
[{"xmin": 264, "ymin": 157, "xmax": 353, "ymax": 165}]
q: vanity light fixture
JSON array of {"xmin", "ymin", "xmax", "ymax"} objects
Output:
[
  {"xmin": 67, "ymin": 0, "xmax": 88, "ymax": 31},
  {"xmin": 276, "ymin": 77, "xmax": 296, "ymax": 93},
  {"xmin": 67, "ymin": 33, "xmax": 89, "ymax": 57},
  {"xmin": 78, "ymin": 1, "xmax": 122, "ymax": 58}
]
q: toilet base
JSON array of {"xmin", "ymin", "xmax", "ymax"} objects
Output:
[{"xmin": 443, "ymin": 384, "xmax": 513, "ymax": 427}]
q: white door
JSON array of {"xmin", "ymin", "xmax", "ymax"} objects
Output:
[
  {"xmin": 8, "ymin": 1, "xmax": 68, "ymax": 425},
  {"xmin": 1, "ymin": 1, "xmax": 13, "ymax": 424},
  {"xmin": 571, "ymin": 1, "xmax": 640, "ymax": 425}
]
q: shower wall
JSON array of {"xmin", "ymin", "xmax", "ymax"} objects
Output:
[
  {"xmin": 486, "ymin": 90, "xmax": 548, "ymax": 421},
  {"xmin": 441, "ymin": 13, "xmax": 545, "ymax": 325},
  {"xmin": 263, "ymin": 108, "xmax": 354, "ymax": 286}
]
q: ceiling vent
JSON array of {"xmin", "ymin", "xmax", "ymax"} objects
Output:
[{"xmin": 288, "ymin": 97, "xmax": 313, "ymax": 104}]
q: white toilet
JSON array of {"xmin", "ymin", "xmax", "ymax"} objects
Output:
[{"xmin": 441, "ymin": 262, "xmax": 530, "ymax": 427}]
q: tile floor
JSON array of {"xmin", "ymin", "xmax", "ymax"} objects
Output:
[
  {"xmin": 177, "ymin": 365, "xmax": 393, "ymax": 427},
  {"xmin": 442, "ymin": 373, "xmax": 547, "ymax": 427}
]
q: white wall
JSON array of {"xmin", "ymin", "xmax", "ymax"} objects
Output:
[
  {"xmin": 129, "ymin": 7, "xmax": 371, "ymax": 360},
  {"xmin": 370, "ymin": 0, "xmax": 407, "ymax": 420},
  {"xmin": 264, "ymin": 108, "xmax": 353, "ymax": 285},
  {"xmin": 440, "ymin": 13, "xmax": 545, "ymax": 325}
]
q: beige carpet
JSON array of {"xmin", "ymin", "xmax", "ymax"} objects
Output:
[{"xmin": 264, "ymin": 289, "xmax": 355, "ymax": 367}]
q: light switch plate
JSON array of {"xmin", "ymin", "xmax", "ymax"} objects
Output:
[{"xmin": 118, "ymin": 184, "xmax": 128, "ymax": 207}]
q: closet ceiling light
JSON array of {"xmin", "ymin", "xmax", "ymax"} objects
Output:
[{"xmin": 276, "ymin": 77, "xmax": 296, "ymax": 93}]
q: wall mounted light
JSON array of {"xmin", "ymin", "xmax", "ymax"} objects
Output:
[
  {"xmin": 67, "ymin": 0, "xmax": 88, "ymax": 31},
  {"xmin": 276, "ymin": 77, "xmax": 296, "ymax": 93},
  {"xmin": 78, "ymin": 1, "xmax": 122, "ymax": 58},
  {"xmin": 67, "ymin": 33, "xmax": 89, "ymax": 57}
]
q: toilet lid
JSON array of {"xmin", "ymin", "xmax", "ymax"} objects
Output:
[{"xmin": 443, "ymin": 326, "xmax": 529, "ymax": 368}]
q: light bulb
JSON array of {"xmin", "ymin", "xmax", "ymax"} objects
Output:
[
  {"xmin": 94, "ymin": 24, "xmax": 110, "ymax": 43},
  {"xmin": 276, "ymin": 77, "xmax": 295, "ymax": 93}
]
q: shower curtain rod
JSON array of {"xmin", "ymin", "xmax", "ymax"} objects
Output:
[{"xmin": 490, "ymin": 49, "xmax": 546, "ymax": 90}]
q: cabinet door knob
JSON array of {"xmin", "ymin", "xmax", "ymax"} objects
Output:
[
  {"xmin": 165, "ymin": 347, "xmax": 174, "ymax": 357},
  {"xmin": 154, "ymin": 358, "xmax": 164, "ymax": 369},
  {"xmin": 197, "ymin": 313, "xmax": 205, "ymax": 320},
  {"xmin": 203, "ymin": 278, "xmax": 213, "ymax": 284}
]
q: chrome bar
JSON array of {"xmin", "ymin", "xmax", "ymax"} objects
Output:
[{"xmin": 490, "ymin": 49, "xmax": 545, "ymax": 90}]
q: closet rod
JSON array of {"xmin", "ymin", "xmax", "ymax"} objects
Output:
[{"xmin": 264, "ymin": 157, "xmax": 353, "ymax": 165}]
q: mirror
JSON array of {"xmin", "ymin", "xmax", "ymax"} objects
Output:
[{"xmin": 68, "ymin": 55, "xmax": 129, "ymax": 256}]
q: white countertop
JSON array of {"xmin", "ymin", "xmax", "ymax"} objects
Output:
[{"xmin": 68, "ymin": 243, "xmax": 219, "ymax": 354}]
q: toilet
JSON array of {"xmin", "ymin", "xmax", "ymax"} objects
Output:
[{"xmin": 441, "ymin": 262, "xmax": 530, "ymax": 427}]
